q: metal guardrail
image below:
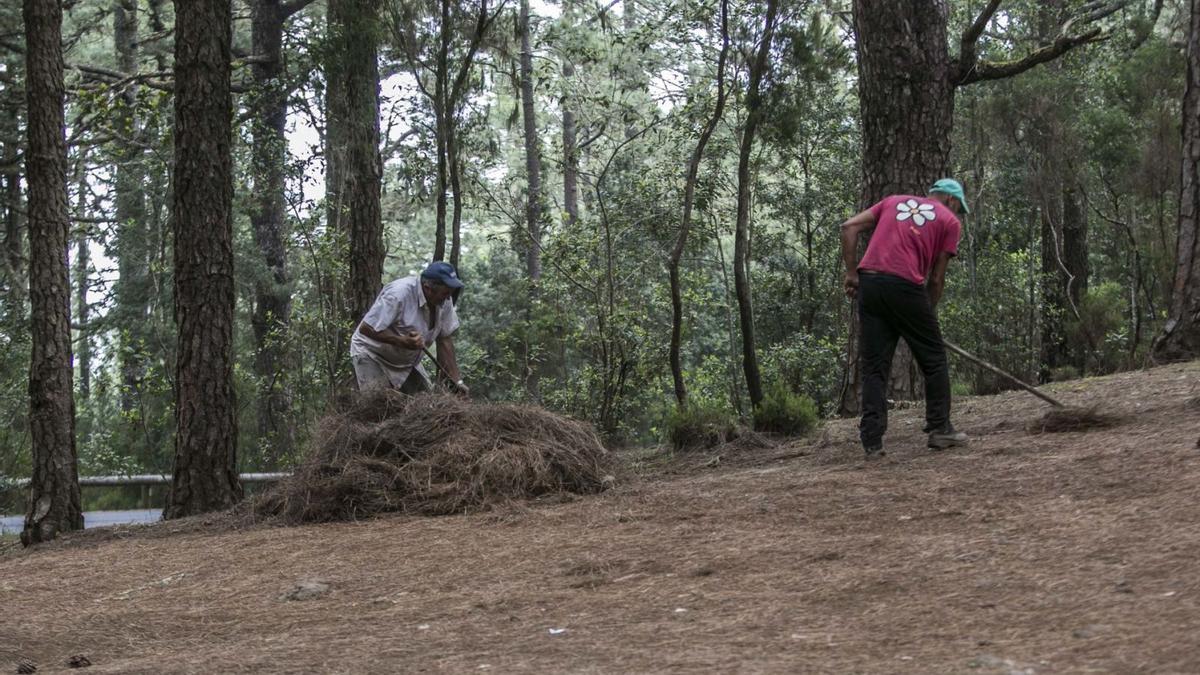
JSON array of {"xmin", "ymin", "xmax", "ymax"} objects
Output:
[{"xmin": 2, "ymin": 473, "xmax": 290, "ymax": 489}]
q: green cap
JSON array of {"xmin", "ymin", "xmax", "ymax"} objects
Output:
[{"xmin": 930, "ymin": 178, "xmax": 969, "ymax": 214}]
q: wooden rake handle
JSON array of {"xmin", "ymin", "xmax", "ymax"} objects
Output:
[{"xmin": 942, "ymin": 339, "xmax": 1065, "ymax": 408}]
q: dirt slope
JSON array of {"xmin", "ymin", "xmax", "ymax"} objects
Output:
[{"xmin": 2, "ymin": 362, "xmax": 1199, "ymax": 674}]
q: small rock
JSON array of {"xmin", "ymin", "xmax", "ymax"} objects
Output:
[
  {"xmin": 16, "ymin": 660, "xmax": 36, "ymax": 675},
  {"xmin": 65, "ymin": 655, "xmax": 91, "ymax": 669},
  {"xmin": 279, "ymin": 580, "xmax": 331, "ymax": 601},
  {"xmin": 1115, "ymin": 580, "xmax": 1134, "ymax": 594},
  {"xmin": 1072, "ymin": 625, "xmax": 1102, "ymax": 639}
]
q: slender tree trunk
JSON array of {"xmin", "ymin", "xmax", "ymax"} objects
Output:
[
  {"xmin": 432, "ymin": 0, "xmax": 450, "ymax": 262},
  {"xmin": 73, "ymin": 156, "xmax": 90, "ymax": 400},
  {"xmin": 669, "ymin": 0, "xmax": 728, "ymax": 406},
  {"xmin": 112, "ymin": 0, "xmax": 149, "ymax": 413},
  {"xmin": 1153, "ymin": 0, "xmax": 1200, "ymax": 361},
  {"xmin": 327, "ymin": 0, "xmax": 384, "ymax": 326},
  {"xmin": 165, "ymin": 0, "xmax": 242, "ymax": 518},
  {"xmin": 520, "ymin": 0, "xmax": 543, "ymax": 284},
  {"xmin": 1, "ymin": 65, "xmax": 25, "ymax": 313},
  {"xmin": 249, "ymin": 0, "xmax": 295, "ymax": 467},
  {"xmin": 733, "ymin": 0, "xmax": 777, "ymax": 409},
  {"xmin": 519, "ymin": 0, "xmax": 543, "ymax": 399},
  {"xmin": 22, "ymin": 0, "xmax": 83, "ymax": 546},
  {"xmin": 561, "ymin": 0, "xmax": 579, "ymax": 228},
  {"xmin": 448, "ymin": 127, "xmax": 463, "ymax": 270}
]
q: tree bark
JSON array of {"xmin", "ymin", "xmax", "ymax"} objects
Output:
[
  {"xmin": 669, "ymin": 0, "xmax": 728, "ymax": 406},
  {"xmin": 519, "ymin": 0, "xmax": 543, "ymax": 400},
  {"xmin": 733, "ymin": 0, "xmax": 777, "ymax": 409},
  {"xmin": 327, "ymin": 0, "xmax": 384, "ymax": 326},
  {"xmin": 841, "ymin": 0, "xmax": 956, "ymax": 414},
  {"xmin": 22, "ymin": 0, "xmax": 83, "ymax": 546},
  {"xmin": 560, "ymin": 0, "xmax": 580, "ymax": 230},
  {"xmin": 165, "ymin": 0, "xmax": 242, "ymax": 518},
  {"xmin": 73, "ymin": 155, "xmax": 91, "ymax": 400},
  {"xmin": 249, "ymin": 0, "xmax": 295, "ymax": 467},
  {"xmin": 1153, "ymin": 0, "xmax": 1200, "ymax": 361},
  {"xmin": 520, "ymin": 0, "xmax": 543, "ymax": 284},
  {"xmin": 432, "ymin": 0, "xmax": 450, "ymax": 262}
]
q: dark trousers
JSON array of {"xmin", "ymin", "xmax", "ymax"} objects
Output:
[{"xmin": 858, "ymin": 273, "xmax": 951, "ymax": 448}]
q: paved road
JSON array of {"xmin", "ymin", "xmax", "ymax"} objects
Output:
[{"xmin": 0, "ymin": 509, "xmax": 161, "ymax": 535}]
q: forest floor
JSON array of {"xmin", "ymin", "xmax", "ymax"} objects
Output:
[{"xmin": 2, "ymin": 361, "xmax": 1199, "ymax": 674}]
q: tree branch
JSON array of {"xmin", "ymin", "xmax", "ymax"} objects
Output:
[
  {"xmin": 957, "ymin": 27, "xmax": 1105, "ymax": 86},
  {"xmin": 958, "ymin": 0, "xmax": 1004, "ymax": 68}
]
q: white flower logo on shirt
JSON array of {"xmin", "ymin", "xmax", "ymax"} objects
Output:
[{"xmin": 896, "ymin": 199, "xmax": 936, "ymax": 227}]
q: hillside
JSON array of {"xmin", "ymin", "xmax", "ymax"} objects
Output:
[{"xmin": 2, "ymin": 361, "xmax": 1198, "ymax": 674}]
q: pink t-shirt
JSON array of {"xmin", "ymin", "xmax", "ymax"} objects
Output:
[{"xmin": 858, "ymin": 195, "xmax": 961, "ymax": 285}]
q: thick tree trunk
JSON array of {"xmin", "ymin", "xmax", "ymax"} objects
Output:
[
  {"xmin": 165, "ymin": 0, "xmax": 242, "ymax": 518},
  {"xmin": 734, "ymin": 0, "xmax": 777, "ymax": 409},
  {"xmin": 1153, "ymin": 0, "xmax": 1200, "ymax": 361},
  {"xmin": 669, "ymin": 0, "xmax": 728, "ymax": 406},
  {"xmin": 22, "ymin": 0, "xmax": 83, "ymax": 546},
  {"xmin": 249, "ymin": 0, "xmax": 295, "ymax": 467},
  {"xmin": 327, "ymin": 0, "xmax": 384, "ymax": 325},
  {"xmin": 840, "ymin": 0, "xmax": 956, "ymax": 415}
]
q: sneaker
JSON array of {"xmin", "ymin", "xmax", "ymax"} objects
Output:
[{"xmin": 928, "ymin": 426, "xmax": 969, "ymax": 450}]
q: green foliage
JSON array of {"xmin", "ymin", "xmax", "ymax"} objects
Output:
[
  {"xmin": 753, "ymin": 381, "xmax": 818, "ymax": 436},
  {"xmin": 665, "ymin": 399, "xmax": 739, "ymax": 451},
  {"xmin": 758, "ymin": 334, "xmax": 841, "ymax": 416},
  {"xmin": 1067, "ymin": 282, "xmax": 1132, "ymax": 375}
]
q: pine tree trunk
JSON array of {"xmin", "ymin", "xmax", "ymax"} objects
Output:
[
  {"xmin": 733, "ymin": 0, "xmax": 777, "ymax": 409},
  {"xmin": 1153, "ymin": 0, "xmax": 1200, "ymax": 361},
  {"xmin": 249, "ymin": 0, "xmax": 295, "ymax": 467},
  {"xmin": 432, "ymin": 0, "xmax": 450, "ymax": 262},
  {"xmin": 519, "ymin": 0, "xmax": 543, "ymax": 284},
  {"xmin": 519, "ymin": 0, "xmax": 543, "ymax": 400},
  {"xmin": 840, "ymin": 0, "xmax": 956, "ymax": 415},
  {"xmin": 165, "ymin": 0, "xmax": 242, "ymax": 518},
  {"xmin": 1, "ymin": 58, "xmax": 25, "ymax": 314},
  {"xmin": 112, "ymin": 0, "xmax": 149, "ymax": 413},
  {"xmin": 327, "ymin": 0, "xmax": 384, "ymax": 326},
  {"xmin": 22, "ymin": 0, "xmax": 83, "ymax": 546},
  {"xmin": 73, "ymin": 156, "xmax": 91, "ymax": 401},
  {"xmin": 448, "ymin": 127, "xmax": 464, "ymax": 270}
]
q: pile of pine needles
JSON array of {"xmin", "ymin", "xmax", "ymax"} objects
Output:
[
  {"xmin": 253, "ymin": 390, "xmax": 613, "ymax": 523},
  {"xmin": 1026, "ymin": 405, "xmax": 1122, "ymax": 434}
]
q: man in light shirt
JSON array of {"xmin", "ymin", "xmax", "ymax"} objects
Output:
[{"xmin": 350, "ymin": 261, "xmax": 469, "ymax": 396}]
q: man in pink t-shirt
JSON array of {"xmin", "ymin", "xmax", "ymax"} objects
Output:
[{"xmin": 839, "ymin": 178, "xmax": 970, "ymax": 459}]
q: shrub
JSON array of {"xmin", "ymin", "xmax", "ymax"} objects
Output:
[
  {"xmin": 753, "ymin": 381, "xmax": 819, "ymax": 436},
  {"xmin": 665, "ymin": 400, "xmax": 739, "ymax": 451}
]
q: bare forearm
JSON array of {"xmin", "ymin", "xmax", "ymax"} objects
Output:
[
  {"xmin": 436, "ymin": 336, "xmax": 462, "ymax": 382},
  {"xmin": 927, "ymin": 279, "xmax": 945, "ymax": 306},
  {"xmin": 841, "ymin": 227, "xmax": 860, "ymax": 272}
]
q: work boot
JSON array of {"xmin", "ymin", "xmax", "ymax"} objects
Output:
[
  {"xmin": 863, "ymin": 442, "xmax": 886, "ymax": 460},
  {"xmin": 928, "ymin": 425, "xmax": 969, "ymax": 450}
]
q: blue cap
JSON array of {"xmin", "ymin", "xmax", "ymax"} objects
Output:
[
  {"xmin": 930, "ymin": 178, "xmax": 969, "ymax": 214},
  {"xmin": 421, "ymin": 261, "xmax": 464, "ymax": 289}
]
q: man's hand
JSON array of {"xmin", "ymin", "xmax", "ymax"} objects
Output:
[
  {"xmin": 397, "ymin": 330, "xmax": 425, "ymax": 350},
  {"xmin": 454, "ymin": 380, "xmax": 471, "ymax": 399},
  {"xmin": 844, "ymin": 270, "xmax": 860, "ymax": 299}
]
